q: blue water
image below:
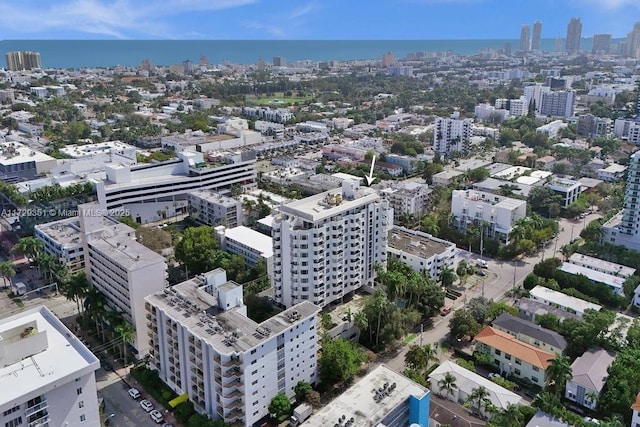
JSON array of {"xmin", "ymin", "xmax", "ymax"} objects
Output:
[{"xmin": 0, "ymin": 39, "xmax": 599, "ymax": 69}]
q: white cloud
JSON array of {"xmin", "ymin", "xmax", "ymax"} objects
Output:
[
  {"xmin": 289, "ymin": 2, "xmax": 319, "ymax": 20},
  {"xmin": 0, "ymin": 0, "xmax": 259, "ymax": 38},
  {"xmin": 243, "ymin": 21, "xmax": 287, "ymax": 38}
]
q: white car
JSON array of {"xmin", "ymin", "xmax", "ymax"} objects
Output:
[
  {"xmin": 127, "ymin": 388, "xmax": 141, "ymax": 399},
  {"xmin": 140, "ymin": 399, "xmax": 154, "ymax": 412},
  {"xmin": 150, "ymin": 409, "xmax": 164, "ymax": 424},
  {"xmin": 488, "ymin": 373, "xmax": 502, "ymax": 380}
]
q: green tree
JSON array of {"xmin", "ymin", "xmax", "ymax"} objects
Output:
[
  {"xmin": 0, "ymin": 261, "xmax": 15, "ymax": 289},
  {"xmin": 294, "ymin": 381, "xmax": 313, "ymax": 404},
  {"xmin": 437, "ymin": 372, "xmax": 458, "ymax": 399},
  {"xmin": 449, "ymin": 309, "xmax": 482, "ymax": 340},
  {"xmin": 466, "ymin": 386, "xmax": 491, "ymax": 417},
  {"xmin": 319, "ymin": 337, "xmax": 365, "ymax": 385},
  {"xmin": 12, "ymin": 237, "xmax": 44, "ymax": 265},
  {"xmin": 268, "ymin": 393, "xmax": 291, "ymax": 419},
  {"xmin": 60, "ymin": 271, "xmax": 90, "ymax": 314},
  {"xmin": 174, "ymin": 226, "xmax": 218, "ymax": 276},
  {"xmin": 491, "ymin": 403, "xmax": 525, "ymax": 427},
  {"xmin": 440, "ymin": 266, "xmax": 457, "ymax": 288},
  {"xmin": 404, "ymin": 344, "xmax": 438, "ymax": 378},
  {"xmin": 597, "ymin": 347, "xmax": 640, "ymax": 424},
  {"xmin": 84, "ymin": 287, "xmax": 108, "ymax": 340},
  {"xmin": 545, "ymin": 354, "xmax": 572, "ymax": 396},
  {"xmin": 114, "ymin": 319, "xmax": 134, "ymax": 367}
]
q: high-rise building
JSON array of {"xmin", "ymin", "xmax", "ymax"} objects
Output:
[
  {"xmin": 145, "ymin": 269, "xmax": 320, "ymax": 427},
  {"xmin": 273, "ymin": 56, "xmax": 287, "ymax": 67},
  {"xmin": 0, "ymin": 306, "xmax": 101, "ymax": 427},
  {"xmin": 592, "ymin": 34, "xmax": 612, "ymax": 54},
  {"xmin": 433, "ymin": 117, "xmax": 473, "ymax": 154},
  {"xmin": 555, "ymin": 37, "xmax": 563, "ymax": 52},
  {"xmin": 79, "ymin": 202, "xmax": 167, "ymax": 357},
  {"xmin": 381, "ymin": 51, "xmax": 395, "ymax": 67},
  {"xmin": 5, "ymin": 51, "xmax": 41, "ymax": 71},
  {"xmin": 519, "ymin": 25, "xmax": 531, "ymax": 52},
  {"xmin": 626, "ymin": 22, "xmax": 640, "ymax": 58},
  {"xmin": 272, "ymin": 180, "xmax": 392, "ymax": 308},
  {"xmin": 531, "ymin": 21, "xmax": 542, "ymax": 51},
  {"xmin": 565, "ymin": 18, "xmax": 582, "ymax": 54},
  {"xmin": 504, "ymin": 42, "xmax": 512, "ymax": 56},
  {"xmin": 540, "ymin": 90, "xmax": 575, "ymax": 118}
]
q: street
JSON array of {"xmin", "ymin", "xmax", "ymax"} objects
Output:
[{"xmin": 383, "ymin": 213, "xmax": 598, "ymax": 373}]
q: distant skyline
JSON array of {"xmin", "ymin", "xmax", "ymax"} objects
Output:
[{"xmin": 0, "ymin": 0, "xmax": 638, "ymax": 40}]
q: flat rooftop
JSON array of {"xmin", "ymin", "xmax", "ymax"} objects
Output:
[
  {"xmin": 189, "ymin": 189, "xmax": 238, "ymax": 206},
  {"xmin": 558, "ymin": 262, "xmax": 625, "ymax": 290},
  {"xmin": 529, "ymin": 286, "xmax": 601, "ymax": 315},
  {"xmin": 388, "ymin": 228, "xmax": 453, "ymax": 260},
  {"xmin": 0, "ymin": 306, "xmax": 99, "ymax": 407},
  {"xmin": 60, "ymin": 141, "xmax": 136, "ymax": 158},
  {"xmin": 568, "ymin": 253, "xmax": 635, "ymax": 278},
  {"xmin": 304, "ymin": 365, "xmax": 428, "ymax": 427},
  {"xmin": 36, "ymin": 216, "xmax": 128, "ymax": 248},
  {"xmin": 224, "ymin": 226, "xmax": 273, "ymax": 257},
  {"xmin": 0, "ymin": 141, "xmax": 54, "ymax": 165},
  {"xmin": 147, "ymin": 280, "xmax": 319, "ymax": 354},
  {"xmin": 89, "ymin": 233, "xmax": 165, "ymax": 270}
]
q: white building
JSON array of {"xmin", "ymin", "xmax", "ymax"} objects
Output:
[
  {"xmin": 432, "ymin": 118, "xmax": 473, "ymax": 154},
  {"xmin": 567, "ymin": 253, "xmax": 635, "ymax": 278},
  {"xmin": 0, "ymin": 306, "xmax": 100, "ymax": 427},
  {"xmin": 34, "ymin": 215, "xmax": 131, "ymax": 273},
  {"xmin": 95, "ymin": 150, "xmax": 256, "ymax": 224},
  {"xmin": 305, "ymin": 365, "xmax": 430, "ymax": 427},
  {"xmin": 536, "ymin": 120, "xmax": 568, "ymax": 138},
  {"xmin": 379, "ymin": 181, "xmax": 432, "ymax": 220},
  {"xmin": 59, "ymin": 141, "xmax": 138, "ymax": 165},
  {"xmin": 79, "ymin": 203, "xmax": 167, "ymax": 357},
  {"xmin": 429, "ymin": 361, "xmax": 522, "ymax": 415},
  {"xmin": 495, "ymin": 96, "xmax": 528, "ymax": 117},
  {"xmin": 529, "ymin": 286, "xmax": 601, "ymax": 318},
  {"xmin": 565, "ymin": 347, "xmax": 616, "ymax": 410},
  {"xmin": 189, "ymin": 190, "xmax": 243, "ymax": 228},
  {"xmin": 597, "ymin": 164, "xmax": 627, "ymax": 182},
  {"xmin": 215, "ymin": 225, "xmax": 273, "ymax": 268},
  {"xmin": 272, "ymin": 180, "xmax": 392, "ymax": 308},
  {"xmin": 451, "ymin": 190, "xmax": 527, "ymax": 244},
  {"xmin": 241, "ymin": 107, "xmax": 294, "ymax": 123},
  {"xmin": 546, "ymin": 178, "xmax": 581, "ymax": 208},
  {"xmin": 557, "ymin": 262, "xmax": 625, "ymax": 295},
  {"xmin": 387, "ymin": 227, "xmax": 455, "ymax": 280},
  {"xmin": 145, "ymin": 270, "xmax": 320, "ymax": 427},
  {"xmin": 0, "ymin": 141, "xmax": 57, "ymax": 182},
  {"xmin": 613, "ymin": 118, "xmax": 640, "ymax": 143}
]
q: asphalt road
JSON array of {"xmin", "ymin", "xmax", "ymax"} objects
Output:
[{"xmin": 384, "ymin": 213, "xmax": 598, "ymax": 373}]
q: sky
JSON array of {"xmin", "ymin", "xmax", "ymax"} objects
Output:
[{"xmin": 0, "ymin": 0, "xmax": 638, "ymax": 40}]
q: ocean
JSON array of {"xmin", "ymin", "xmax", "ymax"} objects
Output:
[{"xmin": 0, "ymin": 39, "xmax": 598, "ymax": 69}]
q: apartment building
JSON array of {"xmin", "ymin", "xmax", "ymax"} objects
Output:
[
  {"xmin": 529, "ymin": 286, "xmax": 601, "ymax": 318},
  {"xmin": 432, "ymin": 118, "xmax": 473, "ymax": 155},
  {"xmin": 241, "ymin": 107, "xmax": 294, "ymax": 123},
  {"xmin": 79, "ymin": 203, "xmax": 167, "ymax": 357},
  {"xmin": 597, "ymin": 164, "xmax": 627, "ymax": 182},
  {"xmin": 0, "ymin": 306, "xmax": 100, "ymax": 427},
  {"xmin": 546, "ymin": 178, "xmax": 581, "ymax": 208},
  {"xmin": 387, "ymin": 227, "xmax": 455, "ymax": 280},
  {"xmin": 450, "ymin": 190, "xmax": 527, "ymax": 244},
  {"xmin": 34, "ymin": 215, "xmax": 132, "ymax": 273},
  {"xmin": 474, "ymin": 326, "xmax": 556, "ymax": 386},
  {"xmin": 0, "ymin": 141, "xmax": 57, "ymax": 182},
  {"xmin": 95, "ymin": 150, "xmax": 256, "ymax": 224},
  {"xmin": 145, "ymin": 269, "xmax": 320, "ymax": 427},
  {"xmin": 189, "ymin": 190, "xmax": 243, "ymax": 227},
  {"xmin": 272, "ymin": 180, "xmax": 392, "ymax": 309},
  {"xmin": 492, "ymin": 313, "xmax": 567, "ymax": 355},
  {"xmin": 565, "ymin": 348, "xmax": 616, "ymax": 410},
  {"xmin": 558, "ymin": 262, "xmax": 625, "ymax": 295},
  {"xmin": 379, "ymin": 181, "xmax": 432, "ymax": 221},
  {"xmin": 567, "ymin": 253, "xmax": 635, "ymax": 278},
  {"xmin": 215, "ymin": 225, "xmax": 273, "ymax": 268},
  {"xmin": 540, "ymin": 90, "xmax": 575, "ymax": 118},
  {"xmin": 5, "ymin": 51, "xmax": 41, "ymax": 71}
]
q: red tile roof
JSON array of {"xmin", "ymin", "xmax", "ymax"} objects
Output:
[{"xmin": 475, "ymin": 326, "xmax": 556, "ymax": 370}]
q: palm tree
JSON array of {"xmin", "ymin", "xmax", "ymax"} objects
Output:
[
  {"xmin": 497, "ymin": 403, "xmax": 524, "ymax": 427},
  {"xmin": 354, "ymin": 311, "xmax": 368, "ymax": 343},
  {"xmin": 36, "ymin": 253, "xmax": 59, "ymax": 284},
  {"xmin": 545, "ymin": 354, "xmax": 573, "ymax": 396},
  {"xmin": 0, "ymin": 261, "xmax": 15, "ymax": 289},
  {"xmin": 114, "ymin": 320, "xmax": 135, "ymax": 368},
  {"xmin": 584, "ymin": 390, "xmax": 599, "ymax": 409},
  {"xmin": 84, "ymin": 288, "xmax": 107, "ymax": 340},
  {"xmin": 467, "ymin": 386, "xmax": 490, "ymax": 416},
  {"xmin": 60, "ymin": 271, "xmax": 90, "ymax": 315},
  {"xmin": 439, "ymin": 266, "xmax": 457, "ymax": 289},
  {"xmin": 12, "ymin": 237, "xmax": 44, "ymax": 266},
  {"xmin": 508, "ymin": 224, "xmax": 528, "ymax": 244},
  {"xmin": 405, "ymin": 344, "xmax": 438, "ymax": 377},
  {"xmin": 437, "ymin": 372, "xmax": 458, "ymax": 400}
]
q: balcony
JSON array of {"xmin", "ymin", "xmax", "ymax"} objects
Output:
[
  {"xmin": 224, "ymin": 399, "xmax": 244, "ymax": 410},
  {"xmin": 223, "ymin": 388, "xmax": 243, "ymax": 399},
  {"xmin": 25, "ymin": 401, "xmax": 48, "ymax": 417},
  {"xmin": 222, "ymin": 357, "xmax": 242, "ymax": 368},
  {"xmin": 223, "ymin": 366, "xmax": 242, "ymax": 377},
  {"xmin": 27, "ymin": 414, "xmax": 50, "ymax": 427}
]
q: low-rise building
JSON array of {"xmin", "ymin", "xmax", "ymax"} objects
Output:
[
  {"xmin": 546, "ymin": 178, "xmax": 581, "ymax": 208},
  {"xmin": 528, "ymin": 286, "xmax": 601, "ymax": 318},
  {"xmin": 429, "ymin": 360, "xmax": 522, "ymax": 417},
  {"xmin": 492, "ymin": 313, "xmax": 567, "ymax": 355},
  {"xmin": 431, "ymin": 169, "xmax": 463, "ymax": 186},
  {"xmin": 214, "ymin": 225, "xmax": 273, "ymax": 268},
  {"xmin": 565, "ymin": 347, "xmax": 617, "ymax": 410},
  {"xmin": 387, "ymin": 227, "xmax": 455, "ymax": 280},
  {"xmin": 516, "ymin": 298, "xmax": 580, "ymax": 323},
  {"xmin": 0, "ymin": 306, "xmax": 101, "ymax": 427},
  {"xmin": 0, "ymin": 141, "xmax": 57, "ymax": 182},
  {"xmin": 567, "ymin": 253, "xmax": 635, "ymax": 278},
  {"xmin": 304, "ymin": 365, "xmax": 430, "ymax": 427},
  {"xmin": 525, "ymin": 410, "xmax": 571, "ymax": 427},
  {"xmin": 188, "ymin": 190, "xmax": 243, "ymax": 227},
  {"xmin": 474, "ymin": 326, "xmax": 556, "ymax": 387},
  {"xmin": 145, "ymin": 269, "xmax": 320, "ymax": 427},
  {"xmin": 379, "ymin": 181, "xmax": 432, "ymax": 220},
  {"xmin": 557, "ymin": 262, "xmax": 626, "ymax": 295},
  {"xmin": 451, "ymin": 189, "xmax": 527, "ymax": 244},
  {"xmin": 597, "ymin": 164, "xmax": 627, "ymax": 182}
]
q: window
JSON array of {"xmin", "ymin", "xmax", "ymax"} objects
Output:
[
  {"xmin": 532, "ymin": 366, "xmax": 539, "ymax": 372},
  {"xmin": 515, "ymin": 358, "xmax": 522, "ymax": 365},
  {"xmin": 494, "ymin": 349, "xmax": 501, "ymax": 356},
  {"xmin": 77, "ymin": 387, "xmax": 83, "ymax": 395},
  {"xmin": 79, "ymin": 401, "xmax": 84, "ymax": 409},
  {"xmin": 3, "ymin": 406, "xmax": 20, "ymax": 416},
  {"xmin": 5, "ymin": 417, "xmax": 22, "ymax": 427},
  {"xmin": 504, "ymin": 354, "xmax": 511, "ymax": 360},
  {"xmin": 514, "ymin": 368, "xmax": 521, "ymax": 375},
  {"xmin": 80, "ymin": 414, "xmax": 86, "ymax": 422}
]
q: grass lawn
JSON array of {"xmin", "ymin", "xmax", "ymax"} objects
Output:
[
  {"xmin": 403, "ymin": 333, "xmax": 417, "ymax": 345},
  {"xmin": 247, "ymin": 92, "xmax": 312, "ymax": 105}
]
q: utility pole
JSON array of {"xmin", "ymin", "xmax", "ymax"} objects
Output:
[
  {"xmin": 512, "ymin": 260, "xmax": 517, "ymax": 296},
  {"xmin": 420, "ymin": 323, "xmax": 424, "ymax": 347}
]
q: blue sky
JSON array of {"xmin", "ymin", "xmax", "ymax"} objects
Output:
[{"xmin": 0, "ymin": 0, "xmax": 638, "ymax": 40}]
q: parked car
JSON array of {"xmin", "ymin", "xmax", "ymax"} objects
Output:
[
  {"xmin": 140, "ymin": 399, "xmax": 154, "ymax": 412},
  {"xmin": 475, "ymin": 269, "xmax": 487, "ymax": 277},
  {"xmin": 127, "ymin": 388, "xmax": 141, "ymax": 399},
  {"xmin": 150, "ymin": 410, "xmax": 164, "ymax": 424},
  {"xmin": 488, "ymin": 373, "xmax": 502, "ymax": 380},
  {"xmin": 440, "ymin": 307, "xmax": 452, "ymax": 316}
]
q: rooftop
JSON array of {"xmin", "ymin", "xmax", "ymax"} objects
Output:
[
  {"xmin": 35, "ymin": 216, "xmax": 129, "ymax": 248},
  {"xmin": 146, "ymin": 277, "xmax": 319, "ymax": 354},
  {"xmin": 0, "ymin": 306, "xmax": 99, "ymax": 407},
  {"xmin": 492, "ymin": 313, "xmax": 567, "ymax": 351},
  {"xmin": 475, "ymin": 326, "xmax": 556, "ymax": 369},
  {"xmin": 89, "ymin": 233, "xmax": 165, "ymax": 271},
  {"xmin": 525, "ymin": 410, "xmax": 571, "ymax": 427},
  {"xmin": 0, "ymin": 141, "xmax": 54, "ymax": 165},
  {"xmin": 568, "ymin": 253, "xmax": 635, "ymax": 278},
  {"xmin": 529, "ymin": 286, "xmax": 601, "ymax": 315},
  {"xmin": 304, "ymin": 365, "xmax": 428, "ymax": 427},
  {"xmin": 570, "ymin": 347, "xmax": 616, "ymax": 392},
  {"xmin": 516, "ymin": 298, "xmax": 580, "ymax": 322},
  {"xmin": 223, "ymin": 226, "xmax": 273, "ymax": 258},
  {"xmin": 189, "ymin": 189, "xmax": 239, "ymax": 206},
  {"xmin": 558, "ymin": 262, "xmax": 625, "ymax": 290},
  {"xmin": 388, "ymin": 227, "xmax": 454, "ymax": 260}
]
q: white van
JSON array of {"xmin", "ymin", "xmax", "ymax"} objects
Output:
[{"xmin": 476, "ymin": 259, "xmax": 488, "ymax": 269}]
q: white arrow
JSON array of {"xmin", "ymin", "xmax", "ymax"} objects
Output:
[{"xmin": 365, "ymin": 155, "xmax": 376, "ymax": 186}]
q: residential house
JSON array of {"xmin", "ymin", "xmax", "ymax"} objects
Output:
[
  {"xmin": 529, "ymin": 286, "xmax": 601, "ymax": 318},
  {"xmin": 474, "ymin": 326, "xmax": 556, "ymax": 387},
  {"xmin": 565, "ymin": 347, "xmax": 616, "ymax": 410},
  {"xmin": 492, "ymin": 313, "xmax": 567, "ymax": 355}
]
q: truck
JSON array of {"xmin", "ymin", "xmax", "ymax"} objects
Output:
[
  {"xmin": 290, "ymin": 403, "xmax": 313, "ymax": 426},
  {"xmin": 11, "ymin": 282, "xmax": 26, "ymax": 296},
  {"xmin": 476, "ymin": 259, "xmax": 488, "ymax": 269}
]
